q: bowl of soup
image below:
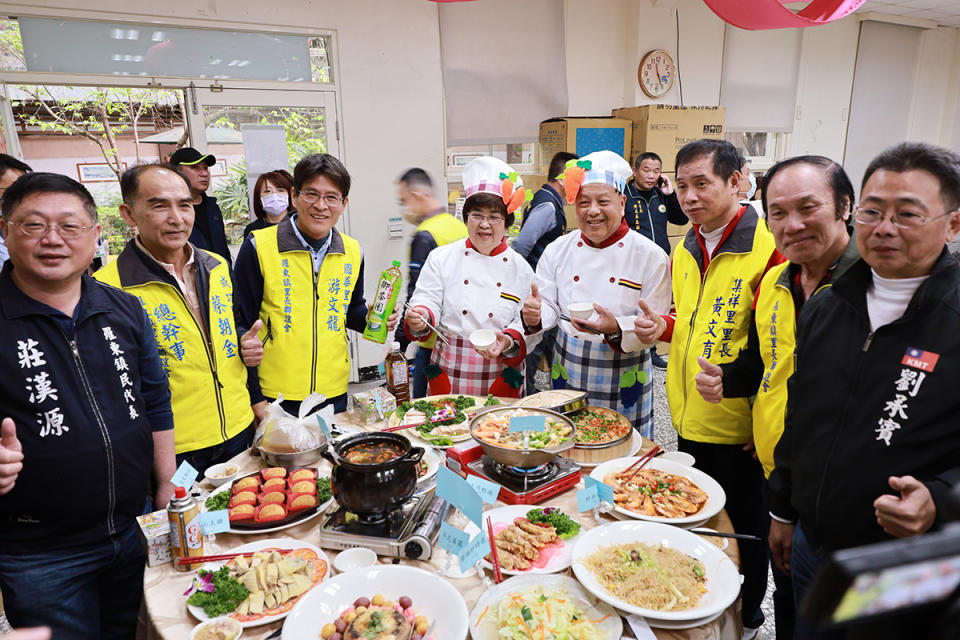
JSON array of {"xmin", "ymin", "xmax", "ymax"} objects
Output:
[{"xmin": 323, "ymin": 432, "xmax": 424, "ymax": 521}]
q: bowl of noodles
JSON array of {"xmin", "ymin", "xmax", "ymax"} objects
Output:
[{"xmin": 570, "ymin": 521, "xmax": 740, "ymax": 621}]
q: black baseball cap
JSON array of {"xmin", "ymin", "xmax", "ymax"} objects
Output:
[{"xmin": 169, "ymin": 147, "xmax": 216, "ymax": 167}]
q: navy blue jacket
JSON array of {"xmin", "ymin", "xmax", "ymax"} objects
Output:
[
  {"xmin": 518, "ymin": 184, "xmax": 567, "ymax": 270},
  {"xmin": 623, "ymin": 178, "xmax": 687, "ymax": 255},
  {"xmin": 190, "ymin": 193, "xmax": 233, "ymax": 268},
  {"xmin": 0, "ymin": 268, "xmax": 173, "ymax": 552}
]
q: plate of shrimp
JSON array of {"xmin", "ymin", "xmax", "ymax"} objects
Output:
[{"xmin": 589, "ymin": 457, "xmax": 726, "ymax": 528}]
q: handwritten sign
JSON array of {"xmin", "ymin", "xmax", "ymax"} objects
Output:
[
  {"xmin": 509, "ymin": 415, "xmax": 546, "ymax": 433},
  {"xmin": 577, "ymin": 484, "xmax": 599, "ymax": 512},
  {"xmin": 170, "ymin": 460, "xmax": 198, "ymax": 489},
  {"xmin": 466, "ymin": 475, "xmax": 501, "ymax": 504},
  {"xmin": 457, "ymin": 531, "xmax": 491, "ymax": 572},
  {"xmin": 197, "ymin": 510, "xmax": 230, "ymax": 535},
  {"xmin": 585, "ymin": 475, "xmax": 615, "ymax": 504},
  {"xmin": 315, "ymin": 414, "xmax": 332, "ymax": 438},
  {"xmin": 438, "ymin": 521, "xmax": 470, "ymax": 554}
]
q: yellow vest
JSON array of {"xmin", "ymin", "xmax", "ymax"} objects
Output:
[
  {"xmin": 666, "ymin": 207, "xmax": 777, "ymax": 444},
  {"xmin": 94, "ymin": 244, "xmax": 253, "ymax": 454},
  {"xmin": 414, "ymin": 213, "xmax": 468, "ymax": 349},
  {"xmin": 253, "ymin": 222, "xmax": 362, "ymax": 401}
]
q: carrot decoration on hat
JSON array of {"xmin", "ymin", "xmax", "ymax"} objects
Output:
[
  {"xmin": 559, "ymin": 159, "xmax": 592, "ymax": 203},
  {"xmin": 462, "ymin": 158, "xmax": 528, "ymax": 215},
  {"xmin": 560, "ymin": 152, "xmax": 632, "ymax": 203}
]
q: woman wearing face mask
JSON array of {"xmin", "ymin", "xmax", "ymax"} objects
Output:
[
  {"xmin": 243, "ymin": 170, "xmax": 295, "ymax": 239},
  {"xmin": 738, "ymin": 155, "xmax": 764, "ymax": 217}
]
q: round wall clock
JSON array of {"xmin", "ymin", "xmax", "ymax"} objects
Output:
[{"xmin": 638, "ymin": 49, "xmax": 675, "ymax": 99}]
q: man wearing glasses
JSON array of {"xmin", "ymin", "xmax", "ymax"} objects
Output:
[
  {"xmin": 0, "ymin": 173, "xmax": 175, "ymax": 638},
  {"xmin": 234, "ymin": 154, "xmax": 396, "ymax": 415},
  {"xmin": 767, "ymin": 142, "xmax": 960, "ymax": 639}
]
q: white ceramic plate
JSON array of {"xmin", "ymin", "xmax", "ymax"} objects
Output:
[
  {"xmin": 417, "ymin": 446, "xmax": 441, "ymax": 485},
  {"xmin": 571, "ymin": 521, "xmax": 740, "ymax": 621},
  {"xmin": 589, "ymin": 457, "xmax": 726, "ymax": 527},
  {"xmin": 463, "ymin": 505, "xmax": 583, "ymax": 575},
  {"xmin": 469, "ymin": 573, "xmax": 622, "ymax": 640},
  {"xmin": 202, "ymin": 478, "xmax": 334, "ymax": 535},
  {"xmin": 186, "ymin": 537, "xmax": 330, "ymax": 629},
  {"xmin": 644, "ymin": 608, "xmax": 724, "ymax": 629},
  {"xmin": 394, "ymin": 397, "xmax": 495, "ymax": 449},
  {"xmin": 575, "ymin": 430, "xmax": 645, "ymax": 469},
  {"xmin": 281, "ymin": 564, "xmax": 469, "ymax": 640}
]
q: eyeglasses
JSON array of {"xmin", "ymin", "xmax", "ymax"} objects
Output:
[
  {"xmin": 298, "ymin": 190, "xmax": 344, "ymax": 207},
  {"xmin": 466, "ymin": 213, "xmax": 505, "ymax": 225},
  {"xmin": 7, "ymin": 220, "xmax": 94, "ymax": 239},
  {"xmin": 853, "ymin": 207, "xmax": 956, "ymax": 230}
]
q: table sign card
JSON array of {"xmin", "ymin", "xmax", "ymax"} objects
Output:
[
  {"xmin": 315, "ymin": 414, "xmax": 332, "ymax": 438},
  {"xmin": 438, "ymin": 521, "xmax": 470, "ymax": 554},
  {"xmin": 436, "ymin": 466, "xmax": 483, "ymax": 527},
  {"xmin": 577, "ymin": 484, "xmax": 599, "ymax": 512},
  {"xmin": 198, "ymin": 510, "xmax": 230, "ymax": 535},
  {"xmin": 584, "ymin": 475, "xmax": 615, "ymax": 504},
  {"xmin": 466, "ymin": 475, "xmax": 501, "ymax": 504},
  {"xmin": 170, "ymin": 460, "xmax": 198, "ymax": 489},
  {"xmin": 509, "ymin": 415, "xmax": 546, "ymax": 432},
  {"xmin": 457, "ymin": 531, "xmax": 491, "ymax": 573},
  {"xmin": 625, "ymin": 613, "xmax": 657, "ymax": 640}
]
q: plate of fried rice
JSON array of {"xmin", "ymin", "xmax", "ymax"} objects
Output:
[{"xmin": 570, "ymin": 521, "xmax": 740, "ymax": 621}]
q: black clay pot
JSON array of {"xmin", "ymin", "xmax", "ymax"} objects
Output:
[{"xmin": 322, "ymin": 432, "xmax": 424, "ymax": 522}]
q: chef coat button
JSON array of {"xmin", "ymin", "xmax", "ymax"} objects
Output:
[
  {"xmin": 502, "ymin": 257, "xmax": 508, "ymax": 262},
  {"xmin": 464, "ymin": 279, "xmax": 469, "ymax": 285},
  {"xmin": 496, "ymin": 282, "xmax": 502, "ymax": 287},
  {"xmin": 465, "ymin": 251, "xmax": 469, "ymax": 256},
  {"xmin": 488, "ymin": 313, "xmax": 494, "ymax": 318},
  {"xmin": 577, "ymin": 242, "xmax": 583, "ymax": 247},
  {"xmin": 573, "ymin": 275, "xmax": 580, "ymax": 282},
  {"xmin": 610, "ymin": 277, "xmax": 615, "ymax": 283},
  {"xmin": 462, "ymin": 309, "xmax": 468, "ymax": 315},
  {"xmin": 618, "ymin": 242, "xmax": 624, "ymax": 247}
]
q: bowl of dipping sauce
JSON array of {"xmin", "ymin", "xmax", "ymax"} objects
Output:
[
  {"xmin": 190, "ymin": 616, "xmax": 242, "ymax": 640},
  {"xmin": 334, "ymin": 547, "xmax": 378, "ymax": 573},
  {"xmin": 568, "ymin": 302, "xmax": 594, "ymax": 320},
  {"xmin": 469, "ymin": 329, "xmax": 497, "ymax": 351},
  {"xmin": 203, "ymin": 462, "xmax": 240, "ymax": 488}
]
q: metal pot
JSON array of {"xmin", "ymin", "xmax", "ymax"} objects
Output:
[
  {"xmin": 255, "ymin": 436, "xmax": 328, "ymax": 468},
  {"xmin": 468, "ymin": 407, "xmax": 576, "ymax": 468},
  {"xmin": 322, "ymin": 432, "xmax": 424, "ymax": 521}
]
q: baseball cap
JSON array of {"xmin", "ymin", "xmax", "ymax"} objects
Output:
[{"xmin": 169, "ymin": 147, "xmax": 216, "ymax": 167}]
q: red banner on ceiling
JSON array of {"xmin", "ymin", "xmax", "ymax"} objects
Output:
[{"xmin": 701, "ymin": 0, "xmax": 864, "ymax": 30}]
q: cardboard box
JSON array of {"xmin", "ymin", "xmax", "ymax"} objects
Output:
[
  {"xmin": 538, "ymin": 117, "xmax": 632, "ymax": 174},
  {"xmin": 137, "ymin": 510, "xmax": 172, "ymax": 568},
  {"xmin": 612, "ymin": 106, "xmax": 726, "ymax": 173}
]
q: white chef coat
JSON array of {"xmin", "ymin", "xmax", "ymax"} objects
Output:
[
  {"xmin": 534, "ymin": 225, "xmax": 672, "ymax": 352},
  {"xmin": 410, "ymin": 238, "xmax": 536, "ymax": 343}
]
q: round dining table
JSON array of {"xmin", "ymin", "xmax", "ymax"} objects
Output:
[{"xmin": 141, "ymin": 408, "xmax": 744, "ymax": 640}]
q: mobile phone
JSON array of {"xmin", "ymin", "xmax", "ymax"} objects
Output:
[{"xmin": 657, "ymin": 176, "xmax": 665, "ymax": 188}]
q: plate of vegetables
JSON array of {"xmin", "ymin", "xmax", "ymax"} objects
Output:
[
  {"xmin": 391, "ymin": 395, "xmax": 502, "ymax": 448},
  {"xmin": 469, "ymin": 573, "xmax": 622, "ymax": 640},
  {"xmin": 203, "ymin": 469, "xmax": 334, "ymax": 535},
  {"xmin": 185, "ymin": 538, "xmax": 329, "ymax": 628},
  {"xmin": 464, "ymin": 505, "xmax": 583, "ymax": 575}
]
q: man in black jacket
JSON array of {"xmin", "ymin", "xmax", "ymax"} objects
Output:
[
  {"xmin": 768, "ymin": 142, "xmax": 960, "ymax": 639},
  {"xmin": 624, "ymin": 151, "xmax": 688, "ymax": 255},
  {"xmin": 170, "ymin": 147, "xmax": 232, "ymax": 268}
]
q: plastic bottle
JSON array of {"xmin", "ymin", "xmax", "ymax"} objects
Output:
[
  {"xmin": 385, "ymin": 341, "xmax": 410, "ymax": 404},
  {"xmin": 363, "ymin": 260, "xmax": 403, "ymax": 343}
]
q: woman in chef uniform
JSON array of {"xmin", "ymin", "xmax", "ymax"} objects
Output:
[
  {"xmin": 404, "ymin": 157, "xmax": 536, "ymax": 397},
  {"xmin": 521, "ymin": 150, "xmax": 671, "ymax": 437}
]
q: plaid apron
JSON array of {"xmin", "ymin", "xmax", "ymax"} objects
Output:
[
  {"xmin": 431, "ymin": 334, "xmax": 526, "ymax": 398},
  {"xmin": 553, "ymin": 330, "xmax": 653, "ymax": 438}
]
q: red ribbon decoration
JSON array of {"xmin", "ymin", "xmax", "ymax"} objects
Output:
[{"xmin": 701, "ymin": 0, "xmax": 863, "ymax": 30}]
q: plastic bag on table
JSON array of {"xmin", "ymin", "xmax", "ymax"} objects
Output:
[{"xmin": 254, "ymin": 392, "xmax": 334, "ymax": 453}]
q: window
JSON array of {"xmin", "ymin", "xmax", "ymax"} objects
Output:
[{"xmin": 725, "ymin": 131, "xmax": 787, "ymax": 170}]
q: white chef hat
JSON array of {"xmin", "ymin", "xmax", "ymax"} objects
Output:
[
  {"xmin": 559, "ymin": 150, "xmax": 633, "ymax": 203},
  {"xmin": 461, "ymin": 156, "xmax": 530, "ymax": 214}
]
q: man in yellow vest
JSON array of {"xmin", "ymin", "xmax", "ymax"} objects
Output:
[
  {"xmin": 395, "ymin": 168, "xmax": 467, "ymax": 398},
  {"xmin": 235, "ymin": 154, "xmax": 397, "ymax": 414},
  {"xmin": 94, "ymin": 164, "xmax": 262, "ymax": 475},
  {"xmin": 693, "ymin": 155, "xmax": 859, "ymax": 640},
  {"xmin": 634, "ymin": 139, "xmax": 784, "ymax": 638}
]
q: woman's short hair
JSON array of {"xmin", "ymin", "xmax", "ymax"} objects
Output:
[
  {"xmin": 463, "ymin": 192, "xmax": 512, "ymax": 227},
  {"xmin": 252, "ymin": 170, "xmax": 294, "ymax": 220}
]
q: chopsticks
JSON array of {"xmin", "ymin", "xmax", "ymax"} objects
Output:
[
  {"xmin": 690, "ymin": 529, "xmax": 763, "ymax": 542},
  {"xmin": 558, "ymin": 314, "xmax": 601, "ymax": 335},
  {"xmin": 402, "ymin": 302, "xmax": 450, "ymax": 345},
  {"xmin": 176, "ymin": 549, "xmax": 294, "ymax": 567},
  {"xmin": 620, "ymin": 445, "xmax": 661, "ymax": 483},
  {"xmin": 486, "ymin": 516, "xmax": 503, "ymax": 584},
  {"xmin": 382, "ymin": 421, "xmax": 426, "ymax": 433}
]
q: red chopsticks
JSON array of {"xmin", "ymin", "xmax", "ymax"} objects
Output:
[
  {"xmin": 621, "ymin": 445, "xmax": 661, "ymax": 483},
  {"xmin": 486, "ymin": 516, "xmax": 503, "ymax": 584},
  {"xmin": 381, "ymin": 421, "xmax": 425, "ymax": 433},
  {"xmin": 176, "ymin": 549, "xmax": 294, "ymax": 567}
]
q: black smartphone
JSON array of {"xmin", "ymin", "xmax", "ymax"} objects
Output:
[{"xmin": 657, "ymin": 176, "xmax": 665, "ymax": 188}]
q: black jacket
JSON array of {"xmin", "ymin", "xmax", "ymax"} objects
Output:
[
  {"xmin": 769, "ymin": 250, "xmax": 960, "ymax": 552},
  {"xmin": 190, "ymin": 193, "xmax": 232, "ymax": 268},
  {"xmin": 623, "ymin": 178, "xmax": 687, "ymax": 255}
]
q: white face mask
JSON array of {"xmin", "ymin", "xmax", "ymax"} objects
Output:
[
  {"xmin": 745, "ymin": 173, "xmax": 758, "ymax": 200},
  {"xmin": 261, "ymin": 192, "xmax": 289, "ymax": 217}
]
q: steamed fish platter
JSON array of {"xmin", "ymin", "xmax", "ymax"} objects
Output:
[
  {"xmin": 473, "ymin": 409, "xmax": 572, "ymax": 450},
  {"xmin": 320, "ymin": 594, "xmax": 433, "ymax": 640},
  {"xmin": 486, "ymin": 585, "xmax": 609, "ymax": 640},
  {"xmin": 584, "ymin": 543, "xmax": 706, "ymax": 611},
  {"xmin": 603, "ymin": 468, "xmax": 708, "ymax": 518}
]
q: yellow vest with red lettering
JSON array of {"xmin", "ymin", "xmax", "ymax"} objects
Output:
[
  {"xmin": 253, "ymin": 222, "xmax": 362, "ymax": 401},
  {"xmin": 665, "ymin": 208, "xmax": 777, "ymax": 444}
]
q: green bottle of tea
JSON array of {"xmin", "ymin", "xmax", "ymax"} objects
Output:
[{"xmin": 363, "ymin": 260, "xmax": 403, "ymax": 343}]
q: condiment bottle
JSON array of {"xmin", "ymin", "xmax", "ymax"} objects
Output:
[
  {"xmin": 363, "ymin": 260, "xmax": 403, "ymax": 343},
  {"xmin": 385, "ymin": 341, "xmax": 410, "ymax": 404},
  {"xmin": 168, "ymin": 486, "xmax": 204, "ymax": 572}
]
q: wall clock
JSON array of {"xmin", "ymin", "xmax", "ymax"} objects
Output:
[{"xmin": 638, "ymin": 49, "xmax": 675, "ymax": 99}]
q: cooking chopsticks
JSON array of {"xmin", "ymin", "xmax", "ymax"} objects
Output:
[
  {"xmin": 382, "ymin": 421, "xmax": 426, "ymax": 433},
  {"xmin": 620, "ymin": 445, "xmax": 661, "ymax": 483},
  {"xmin": 486, "ymin": 516, "xmax": 503, "ymax": 584},
  {"xmin": 176, "ymin": 549, "xmax": 295, "ymax": 567},
  {"xmin": 690, "ymin": 529, "xmax": 763, "ymax": 542},
  {"xmin": 558, "ymin": 314, "xmax": 602, "ymax": 335},
  {"xmin": 402, "ymin": 302, "xmax": 450, "ymax": 345}
]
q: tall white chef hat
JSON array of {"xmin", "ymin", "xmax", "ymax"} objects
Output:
[
  {"xmin": 461, "ymin": 156, "xmax": 531, "ymax": 215},
  {"xmin": 559, "ymin": 150, "xmax": 633, "ymax": 203}
]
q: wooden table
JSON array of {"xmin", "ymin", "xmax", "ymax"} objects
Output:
[{"xmin": 142, "ymin": 412, "xmax": 743, "ymax": 640}]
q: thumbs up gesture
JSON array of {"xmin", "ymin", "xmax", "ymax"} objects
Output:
[
  {"xmin": 240, "ymin": 319, "xmax": 264, "ymax": 367},
  {"xmin": 0, "ymin": 418, "xmax": 24, "ymax": 495},
  {"xmin": 633, "ymin": 298, "xmax": 666, "ymax": 344},
  {"xmin": 522, "ymin": 282, "xmax": 542, "ymax": 328},
  {"xmin": 694, "ymin": 356, "xmax": 724, "ymax": 404}
]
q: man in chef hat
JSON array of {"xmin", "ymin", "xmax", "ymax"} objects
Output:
[{"xmin": 521, "ymin": 150, "xmax": 672, "ymax": 436}]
